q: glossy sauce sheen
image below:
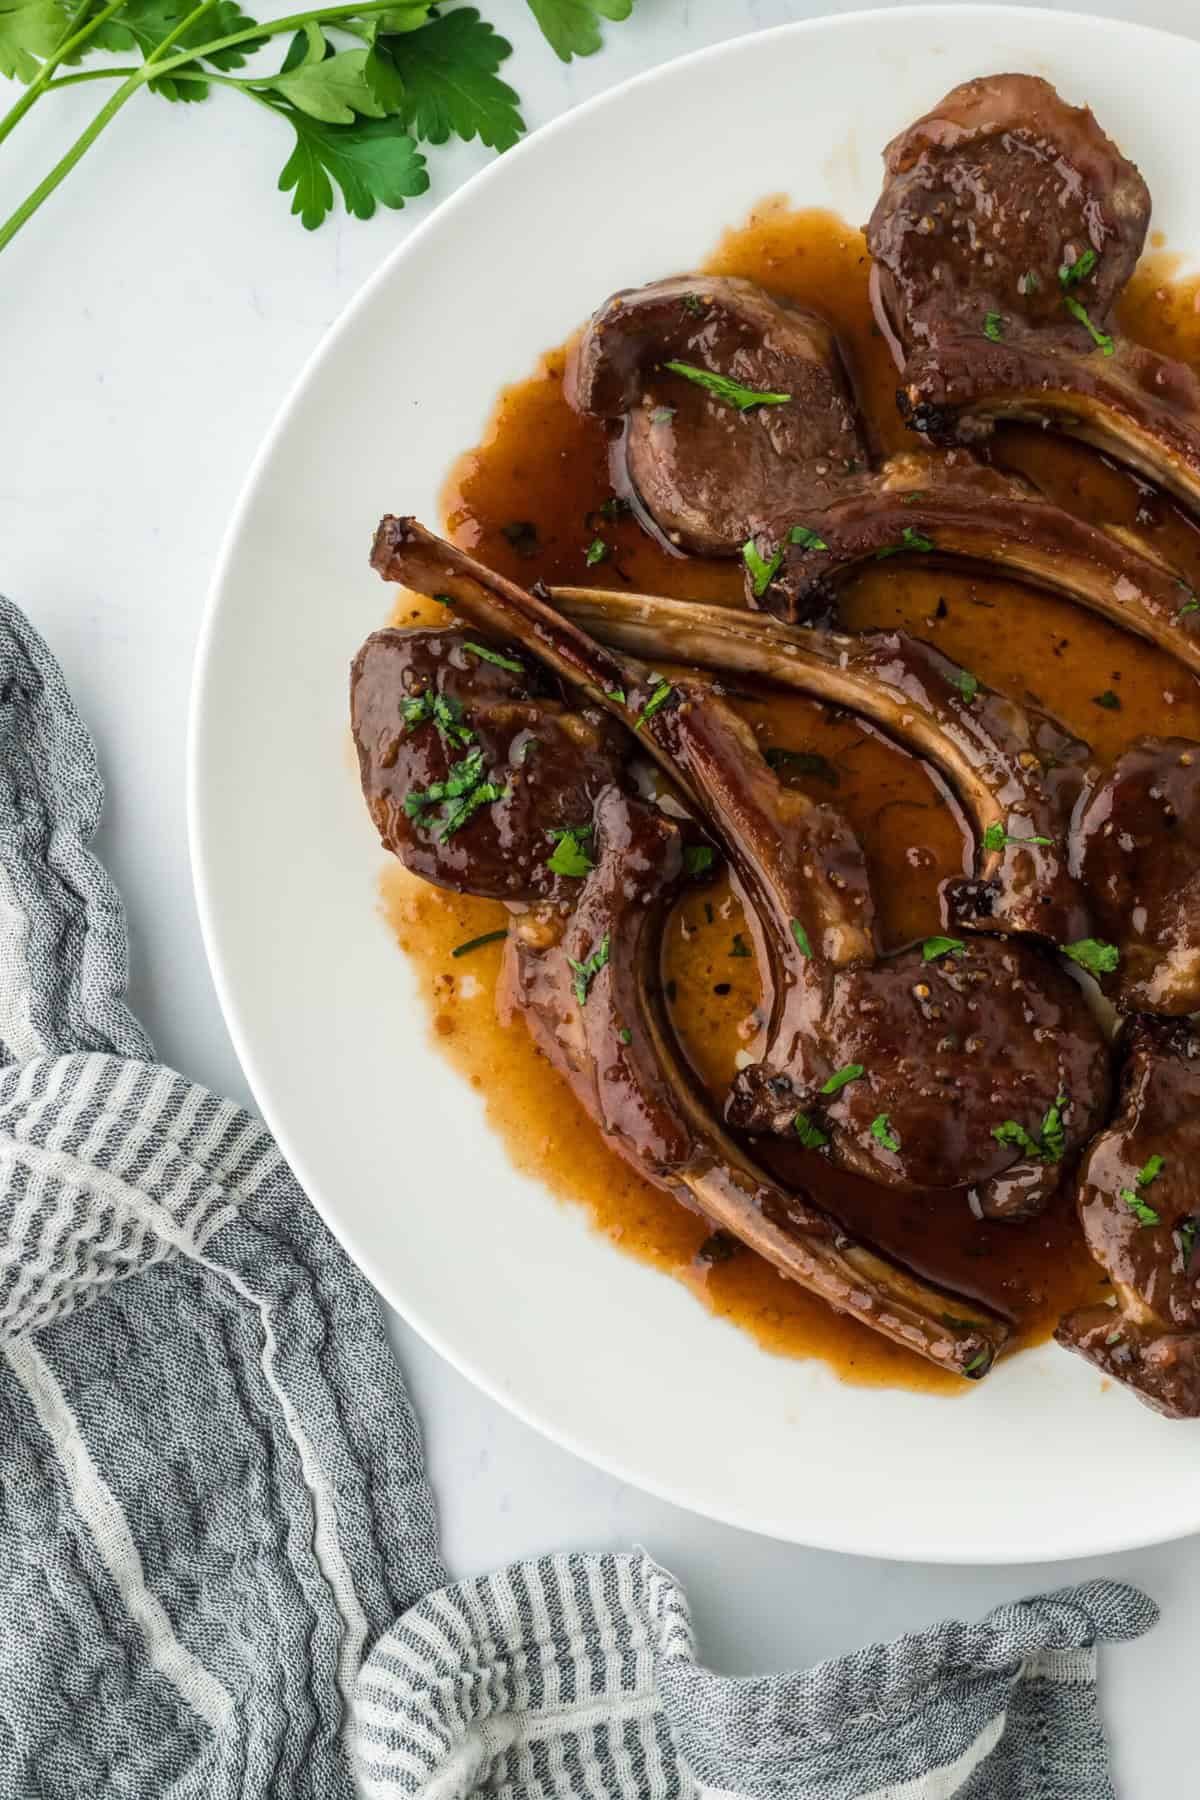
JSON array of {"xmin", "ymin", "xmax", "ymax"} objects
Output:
[{"xmin": 381, "ymin": 204, "xmax": 1200, "ymax": 1393}]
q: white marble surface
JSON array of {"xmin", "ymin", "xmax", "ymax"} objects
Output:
[{"xmin": 4, "ymin": 1, "xmax": 1199, "ymax": 1790}]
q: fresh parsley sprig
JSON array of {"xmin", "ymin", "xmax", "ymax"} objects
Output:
[{"xmin": 0, "ymin": 0, "xmax": 636, "ymax": 253}]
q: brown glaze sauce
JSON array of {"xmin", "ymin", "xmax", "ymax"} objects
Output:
[{"xmin": 380, "ymin": 202, "xmax": 1200, "ymax": 1394}]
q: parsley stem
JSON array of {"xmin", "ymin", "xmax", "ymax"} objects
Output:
[
  {"xmin": 0, "ymin": 0, "xmax": 129, "ymax": 148},
  {"xmin": 0, "ymin": 0, "xmax": 412, "ymax": 257}
]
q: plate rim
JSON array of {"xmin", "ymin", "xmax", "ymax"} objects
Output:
[{"xmin": 189, "ymin": 1, "xmax": 1200, "ymax": 1564}]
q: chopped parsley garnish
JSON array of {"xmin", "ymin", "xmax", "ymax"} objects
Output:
[
  {"xmin": 964, "ymin": 1351, "xmax": 990, "ymax": 1375},
  {"xmin": 1059, "ymin": 247, "xmax": 1098, "ymax": 289},
  {"xmin": 1020, "ymin": 269, "xmax": 1041, "ymax": 294},
  {"xmin": 1119, "ymin": 1154, "xmax": 1164, "ymax": 1227},
  {"xmin": 600, "ymin": 496, "xmax": 632, "ymax": 521},
  {"xmin": 876, "ymin": 526, "xmax": 935, "ymax": 559},
  {"xmin": 683, "ymin": 845, "xmax": 716, "ymax": 878},
  {"xmin": 790, "ymin": 919, "xmax": 812, "ymax": 957},
  {"xmin": 742, "ymin": 538, "xmax": 783, "ymax": 597},
  {"xmin": 661, "ymin": 360, "xmax": 792, "ymax": 411},
  {"xmin": 983, "ymin": 311, "xmax": 1004, "ymax": 342},
  {"xmin": 871, "ymin": 1114, "xmax": 900, "ymax": 1152},
  {"xmin": 634, "ymin": 681, "xmax": 673, "ymax": 731},
  {"xmin": 681, "ymin": 292, "xmax": 706, "ymax": 316},
  {"xmin": 922, "ymin": 936, "xmax": 964, "ymax": 962},
  {"xmin": 820, "ymin": 1063, "xmax": 865, "ymax": 1096},
  {"xmin": 516, "ymin": 737, "xmax": 539, "ymax": 763},
  {"xmin": 1038, "ymin": 1093, "xmax": 1068, "ymax": 1164},
  {"xmin": 585, "ymin": 537, "xmax": 608, "ymax": 567},
  {"xmin": 451, "ymin": 929, "xmax": 507, "ymax": 959},
  {"xmin": 546, "ymin": 825, "xmax": 595, "ymax": 878},
  {"xmin": 401, "ymin": 689, "xmax": 475, "ymax": 749},
  {"xmin": 604, "ymin": 686, "xmax": 626, "ymax": 705},
  {"xmin": 981, "ymin": 822, "xmax": 1053, "ymax": 852},
  {"xmin": 650, "ymin": 406, "xmax": 675, "ymax": 424},
  {"xmin": 1062, "ymin": 938, "xmax": 1120, "ymax": 976},
  {"xmin": 1177, "ymin": 587, "xmax": 1200, "ymax": 618},
  {"xmin": 1063, "ymin": 294, "xmax": 1114, "ymax": 356},
  {"xmin": 432, "ymin": 593, "xmax": 456, "ymax": 607},
  {"xmin": 1092, "ymin": 689, "xmax": 1121, "ymax": 710},
  {"xmin": 618, "ymin": 1026, "xmax": 633, "ymax": 1046},
  {"xmin": 793, "ymin": 1112, "xmax": 830, "ymax": 1150},
  {"xmin": 993, "ymin": 1093, "xmax": 1068, "ymax": 1164},
  {"xmin": 730, "ymin": 933, "xmax": 752, "ymax": 959},
  {"xmin": 952, "ymin": 667, "xmax": 979, "ymax": 703},
  {"xmin": 404, "ymin": 746, "xmax": 508, "ymax": 843},
  {"xmin": 789, "ymin": 525, "xmax": 829, "ymax": 551},
  {"xmin": 765, "ymin": 748, "xmax": 840, "ymax": 787},
  {"xmin": 465, "ymin": 641, "xmax": 523, "ymax": 674},
  {"xmin": 501, "ymin": 521, "xmax": 539, "ymax": 558},
  {"xmin": 1179, "ymin": 1218, "xmax": 1198, "ymax": 1266},
  {"xmin": 567, "ymin": 934, "xmax": 610, "ymax": 1007}
]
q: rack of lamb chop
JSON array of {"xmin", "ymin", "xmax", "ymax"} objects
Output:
[{"xmin": 868, "ymin": 73, "xmax": 1200, "ymax": 528}]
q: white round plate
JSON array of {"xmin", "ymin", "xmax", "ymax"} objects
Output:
[{"xmin": 191, "ymin": 5, "xmax": 1200, "ymax": 1562}]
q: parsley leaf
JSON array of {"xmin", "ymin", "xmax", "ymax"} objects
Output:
[
  {"xmin": 661, "ymin": 360, "xmax": 791, "ymax": 411},
  {"xmin": 875, "ymin": 526, "xmax": 934, "ymax": 559},
  {"xmin": 1064, "ymin": 293, "xmax": 1114, "ymax": 356},
  {"xmin": 546, "ymin": 825, "xmax": 595, "ymax": 878},
  {"xmin": 683, "ymin": 845, "xmax": 716, "ymax": 878},
  {"xmin": 0, "ymin": 0, "xmax": 68, "ymax": 82},
  {"xmin": 1059, "ymin": 247, "xmax": 1098, "ymax": 289},
  {"xmin": 275, "ymin": 106, "xmax": 428, "ymax": 230},
  {"xmin": 870, "ymin": 1114, "xmax": 900, "ymax": 1152},
  {"xmin": 1179, "ymin": 1217, "xmax": 1198, "ymax": 1266},
  {"xmin": 952, "ymin": 667, "xmax": 979, "ymax": 703},
  {"xmin": 1062, "ymin": 938, "xmax": 1120, "ymax": 976},
  {"xmin": 93, "ymin": 0, "xmax": 263, "ymax": 102},
  {"xmin": 525, "ymin": 0, "xmax": 633, "ymax": 62},
  {"xmin": 650, "ymin": 406, "xmax": 675, "ymax": 424},
  {"xmin": 370, "ymin": 7, "xmax": 524, "ymax": 151},
  {"xmin": 401, "ymin": 687, "xmax": 475, "ymax": 748},
  {"xmin": 790, "ymin": 919, "xmax": 812, "ymax": 957},
  {"xmin": 820, "ymin": 1063, "xmax": 864, "ymax": 1096},
  {"xmin": 789, "ymin": 525, "xmax": 829, "ymax": 551},
  {"xmin": 793, "ymin": 1112, "xmax": 829, "ymax": 1150},
  {"xmin": 633, "ymin": 681, "xmax": 672, "ymax": 731},
  {"xmin": 730, "ymin": 933, "xmax": 752, "ymax": 958},
  {"xmin": 742, "ymin": 538, "xmax": 782, "ymax": 597},
  {"xmin": 1121, "ymin": 1188, "xmax": 1161, "ymax": 1227},
  {"xmin": 465, "ymin": 641, "xmax": 523, "ymax": 673},
  {"xmin": 585, "ymin": 537, "xmax": 608, "ymax": 567},
  {"xmin": 982, "ymin": 822, "xmax": 1053, "ymax": 852},
  {"xmin": 983, "ymin": 311, "xmax": 1003, "ymax": 341},
  {"xmin": 451, "ymin": 928, "xmax": 507, "ymax": 958},
  {"xmin": 567, "ymin": 932, "xmax": 610, "ymax": 1006},
  {"xmin": 993, "ymin": 1094, "xmax": 1069, "ymax": 1164},
  {"xmin": 1092, "ymin": 689, "xmax": 1121, "ymax": 710},
  {"xmin": 404, "ymin": 745, "xmax": 507, "ymax": 840},
  {"xmin": 922, "ymin": 936, "xmax": 964, "ymax": 962},
  {"xmin": 267, "ymin": 44, "xmax": 393, "ymax": 123}
]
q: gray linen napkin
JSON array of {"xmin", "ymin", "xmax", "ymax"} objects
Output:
[{"xmin": 0, "ymin": 593, "xmax": 1156, "ymax": 1798}]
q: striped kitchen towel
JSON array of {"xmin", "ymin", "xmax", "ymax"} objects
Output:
[{"xmin": 0, "ymin": 588, "xmax": 1155, "ymax": 1799}]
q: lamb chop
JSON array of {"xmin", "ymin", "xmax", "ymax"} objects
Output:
[
  {"xmin": 868, "ymin": 73, "xmax": 1200, "ymax": 525},
  {"xmin": 370, "ymin": 520, "xmax": 1111, "ymax": 1224},
  {"xmin": 1056, "ymin": 1017, "xmax": 1200, "ymax": 1419},
  {"xmin": 1069, "ymin": 739, "xmax": 1200, "ymax": 1015},
  {"xmin": 351, "ymin": 608, "xmax": 1007, "ymax": 1375},
  {"xmin": 571, "ymin": 274, "xmax": 1200, "ymax": 667}
]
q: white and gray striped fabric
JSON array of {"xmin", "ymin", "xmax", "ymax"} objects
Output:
[{"xmin": 0, "ymin": 591, "xmax": 1157, "ymax": 1799}]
